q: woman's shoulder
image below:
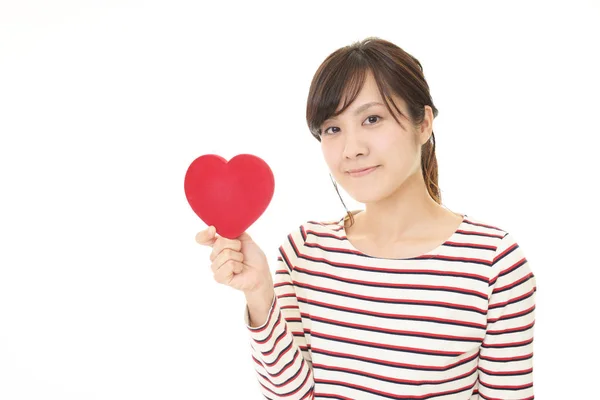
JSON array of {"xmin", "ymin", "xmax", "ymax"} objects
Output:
[
  {"xmin": 303, "ymin": 210, "xmax": 357, "ymax": 234},
  {"xmin": 303, "ymin": 209, "xmax": 362, "ymax": 229},
  {"xmin": 279, "ymin": 212, "xmax": 350, "ymax": 248},
  {"xmin": 462, "ymin": 213, "xmax": 510, "ymax": 237},
  {"xmin": 275, "ymin": 215, "xmax": 346, "ymax": 264},
  {"xmin": 461, "ymin": 214, "xmax": 531, "ymax": 262}
]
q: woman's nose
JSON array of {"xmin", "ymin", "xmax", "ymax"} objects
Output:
[{"xmin": 342, "ymin": 130, "xmax": 369, "ymax": 159}]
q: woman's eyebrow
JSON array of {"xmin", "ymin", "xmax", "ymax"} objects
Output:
[
  {"xmin": 352, "ymin": 101, "xmax": 384, "ymax": 115},
  {"xmin": 327, "ymin": 102, "xmax": 385, "ymax": 121}
]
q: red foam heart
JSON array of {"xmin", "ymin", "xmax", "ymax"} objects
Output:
[{"xmin": 184, "ymin": 154, "xmax": 275, "ymax": 239}]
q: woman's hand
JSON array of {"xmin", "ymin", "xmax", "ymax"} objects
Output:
[{"xmin": 195, "ymin": 226, "xmax": 273, "ymax": 295}]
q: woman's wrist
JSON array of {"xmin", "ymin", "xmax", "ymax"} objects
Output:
[
  {"xmin": 244, "ymin": 286, "xmax": 275, "ymax": 327},
  {"xmin": 245, "ymin": 285, "xmax": 274, "ymax": 307}
]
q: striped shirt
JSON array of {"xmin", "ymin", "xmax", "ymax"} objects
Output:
[{"xmin": 243, "ymin": 213, "xmax": 537, "ymax": 399}]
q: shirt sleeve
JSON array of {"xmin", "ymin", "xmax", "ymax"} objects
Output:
[
  {"xmin": 243, "ymin": 225, "xmax": 314, "ymax": 399},
  {"xmin": 477, "ymin": 232, "xmax": 537, "ymax": 399}
]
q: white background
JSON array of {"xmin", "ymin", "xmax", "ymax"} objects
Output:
[{"xmin": 1, "ymin": 0, "xmax": 598, "ymax": 398}]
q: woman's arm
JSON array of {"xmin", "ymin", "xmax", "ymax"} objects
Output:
[
  {"xmin": 478, "ymin": 232, "xmax": 537, "ymax": 399},
  {"xmin": 243, "ymin": 225, "xmax": 314, "ymax": 399}
]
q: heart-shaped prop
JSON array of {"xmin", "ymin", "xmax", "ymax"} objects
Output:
[{"xmin": 184, "ymin": 154, "xmax": 275, "ymax": 239}]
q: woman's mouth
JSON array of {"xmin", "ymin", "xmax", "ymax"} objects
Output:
[{"xmin": 347, "ymin": 165, "xmax": 380, "ymax": 177}]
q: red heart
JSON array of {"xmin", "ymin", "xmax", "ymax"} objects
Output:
[{"xmin": 184, "ymin": 154, "xmax": 275, "ymax": 239}]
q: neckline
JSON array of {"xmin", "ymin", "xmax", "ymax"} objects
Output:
[{"xmin": 336, "ymin": 211, "xmax": 468, "ymax": 260}]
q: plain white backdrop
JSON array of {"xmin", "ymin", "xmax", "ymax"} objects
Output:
[{"xmin": 1, "ymin": 0, "xmax": 598, "ymax": 398}]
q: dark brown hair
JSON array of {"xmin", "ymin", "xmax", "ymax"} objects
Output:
[{"xmin": 305, "ymin": 36, "xmax": 440, "ymax": 227}]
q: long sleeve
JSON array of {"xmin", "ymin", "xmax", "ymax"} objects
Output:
[
  {"xmin": 478, "ymin": 232, "xmax": 537, "ymax": 399},
  {"xmin": 243, "ymin": 226, "xmax": 314, "ymax": 399}
]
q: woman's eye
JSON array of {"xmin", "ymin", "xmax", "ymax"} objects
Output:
[
  {"xmin": 322, "ymin": 126, "xmax": 340, "ymax": 136},
  {"xmin": 321, "ymin": 115, "xmax": 381, "ymax": 136},
  {"xmin": 365, "ymin": 115, "xmax": 381, "ymax": 125}
]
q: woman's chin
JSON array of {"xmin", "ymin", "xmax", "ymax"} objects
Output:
[{"xmin": 346, "ymin": 190, "xmax": 385, "ymax": 204}]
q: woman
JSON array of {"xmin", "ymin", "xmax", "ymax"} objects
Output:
[{"xmin": 196, "ymin": 37, "xmax": 537, "ymax": 399}]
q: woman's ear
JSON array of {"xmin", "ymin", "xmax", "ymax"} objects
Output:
[{"xmin": 418, "ymin": 105, "xmax": 434, "ymax": 146}]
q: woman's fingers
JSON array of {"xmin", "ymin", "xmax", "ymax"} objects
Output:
[
  {"xmin": 210, "ymin": 237, "xmax": 242, "ymax": 262},
  {"xmin": 213, "ymin": 258, "xmax": 245, "ymax": 284},
  {"xmin": 211, "ymin": 248, "xmax": 244, "ymax": 274},
  {"xmin": 195, "ymin": 227, "xmax": 247, "ymax": 286}
]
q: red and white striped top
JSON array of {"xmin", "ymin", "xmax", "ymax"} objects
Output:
[{"xmin": 244, "ymin": 213, "xmax": 537, "ymax": 399}]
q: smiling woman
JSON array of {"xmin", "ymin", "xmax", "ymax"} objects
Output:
[
  {"xmin": 236, "ymin": 36, "xmax": 537, "ymax": 400},
  {"xmin": 306, "ymin": 43, "xmax": 442, "ymax": 229}
]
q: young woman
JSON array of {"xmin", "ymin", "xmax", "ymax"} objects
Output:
[{"xmin": 196, "ymin": 37, "xmax": 537, "ymax": 400}]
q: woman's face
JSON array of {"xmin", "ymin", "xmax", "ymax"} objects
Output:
[{"xmin": 319, "ymin": 70, "xmax": 431, "ymax": 204}]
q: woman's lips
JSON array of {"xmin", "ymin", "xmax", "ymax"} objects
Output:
[{"xmin": 347, "ymin": 165, "xmax": 379, "ymax": 177}]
